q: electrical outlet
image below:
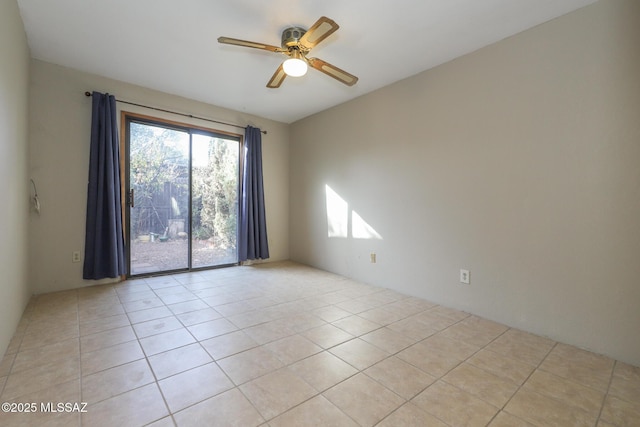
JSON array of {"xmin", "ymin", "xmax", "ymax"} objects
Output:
[
  {"xmin": 72, "ymin": 251, "xmax": 81, "ymax": 263},
  {"xmin": 370, "ymin": 253, "xmax": 377, "ymax": 263},
  {"xmin": 460, "ymin": 269, "xmax": 470, "ymax": 284}
]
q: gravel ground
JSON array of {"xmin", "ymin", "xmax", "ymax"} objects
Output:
[{"xmin": 130, "ymin": 239, "xmax": 236, "ymax": 275}]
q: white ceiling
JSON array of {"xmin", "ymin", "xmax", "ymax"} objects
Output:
[{"xmin": 17, "ymin": 0, "xmax": 596, "ymax": 124}]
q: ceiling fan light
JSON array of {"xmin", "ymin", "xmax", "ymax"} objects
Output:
[{"xmin": 283, "ymin": 55, "xmax": 308, "ymax": 77}]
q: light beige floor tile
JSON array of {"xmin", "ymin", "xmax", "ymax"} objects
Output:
[
  {"xmin": 396, "ymin": 341, "xmax": 462, "ymax": 378},
  {"xmin": 523, "ymin": 370, "xmax": 605, "ymax": 418},
  {"xmin": 409, "ymin": 310, "xmax": 460, "ymax": 332},
  {"xmin": 599, "ymin": 394, "xmax": 640, "ymax": 427},
  {"xmin": 139, "ymin": 328, "xmax": 196, "ymax": 356},
  {"xmin": 81, "ymin": 359, "xmax": 154, "ymax": 403},
  {"xmin": 217, "ymin": 346, "xmax": 284, "ymax": 385},
  {"xmin": 187, "ymin": 318, "xmax": 238, "ymax": 341},
  {"xmin": 176, "ymin": 307, "xmax": 222, "ymax": 326},
  {"xmin": 226, "ymin": 309, "xmax": 278, "ymax": 329},
  {"xmin": 243, "ymin": 320, "xmax": 296, "ymax": 345},
  {"xmin": 377, "ymin": 402, "xmax": 448, "ymax": 427},
  {"xmin": 332, "ymin": 315, "xmax": 381, "ymax": 336},
  {"xmin": 335, "ymin": 298, "xmax": 378, "ymax": 314},
  {"xmin": 132, "ymin": 316, "xmax": 183, "ymax": 338},
  {"xmin": 312, "ymin": 305, "xmax": 352, "ymax": 322},
  {"xmin": 268, "ymin": 395, "xmax": 359, "ymax": 427},
  {"xmin": 19, "ymin": 321, "xmax": 79, "ymax": 351},
  {"xmin": 439, "ymin": 315, "xmax": 508, "ymax": 347},
  {"xmin": 79, "ymin": 314, "xmax": 130, "ymax": 337},
  {"xmin": 11, "ymin": 337, "xmax": 79, "ymax": 374},
  {"xmin": 289, "ymin": 351, "xmax": 358, "ymax": 392},
  {"xmin": 485, "ymin": 329, "xmax": 556, "ymax": 367},
  {"xmin": 240, "ymin": 367, "xmax": 317, "ymax": 420},
  {"xmin": 80, "ymin": 325, "xmax": 137, "ymax": 353},
  {"xmin": 213, "ymin": 300, "xmax": 255, "ymax": 317},
  {"xmin": 153, "ymin": 285, "xmax": 192, "ymax": 297},
  {"xmin": 200, "ymin": 330, "xmax": 258, "ymax": 360},
  {"xmin": 147, "ymin": 342, "xmax": 212, "ymax": 379},
  {"xmin": 412, "ymin": 381, "xmax": 499, "ymax": 427},
  {"xmin": 127, "ymin": 306, "xmax": 174, "ymax": 324},
  {"xmin": 1, "ymin": 356, "xmax": 79, "ymax": 400},
  {"xmin": 78, "ymin": 303, "xmax": 125, "ymax": 322},
  {"xmin": 360, "ymin": 327, "xmax": 417, "ymax": 354},
  {"xmin": 158, "ymin": 362, "xmax": 234, "ymax": 412},
  {"xmin": 81, "ymin": 340, "xmax": 144, "ymax": 375},
  {"xmin": 539, "ymin": 343, "xmax": 614, "ymax": 392},
  {"xmin": 329, "ymin": 338, "xmax": 389, "ymax": 370},
  {"xmin": 201, "ymin": 294, "xmax": 244, "ymax": 307},
  {"xmin": 4, "ymin": 333, "xmax": 23, "ymax": 355},
  {"xmin": 264, "ymin": 334, "xmax": 322, "ymax": 365},
  {"xmin": 324, "ymin": 373, "xmax": 405, "ymax": 426},
  {"xmin": 467, "ymin": 348, "xmax": 536, "ymax": 385},
  {"xmin": 365, "ymin": 356, "xmax": 436, "ymax": 400},
  {"xmin": 504, "ymin": 387, "xmax": 596, "ymax": 427},
  {"xmin": 246, "ymin": 295, "xmax": 280, "ymax": 310},
  {"xmin": 429, "ymin": 305, "xmax": 470, "ymax": 321},
  {"xmin": 2, "ymin": 262, "xmax": 635, "ymax": 427},
  {"xmin": 386, "ymin": 316, "xmax": 440, "ymax": 341},
  {"xmin": 145, "ymin": 281, "xmax": 183, "ymax": 292},
  {"xmin": 286, "ymin": 313, "xmax": 327, "ymax": 333},
  {"xmin": 0, "ymin": 379, "xmax": 80, "ymax": 427},
  {"xmin": 159, "ymin": 292, "xmax": 199, "ymax": 306},
  {"xmin": 116, "ymin": 289, "xmax": 157, "ymax": 304},
  {"xmin": 81, "ymin": 383, "xmax": 168, "ymax": 427},
  {"xmin": 489, "ymin": 411, "xmax": 536, "ymax": 426},
  {"xmin": 122, "ymin": 296, "xmax": 166, "ymax": 313},
  {"xmin": 0, "ymin": 352, "xmax": 11, "ymax": 376},
  {"xmin": 358, "ymin": 306, "xmax": 406, "ymax": 325},
  {"xmin": 146, "ymin": 416, "xmax": 176, "ymax": 427},
  {"xmin": 443, "ymin": 362, "xmax": 520, "ymax": 407},
  {"xmin": 422, "ymin": 333, "xmax": 480, "ymax": 360},
  {"xmin": 167, "ymin": 299, "xmax": 209, "ymax": 315},
  {"xmin": 173, "ymin": 388, "xmax": 264, "ymax": 427},
  {"xmin": 302, "ymin": 324, "xmax": 354, "ymax": 349},
  {"xmin": 609, "ymin": 361, "xmax": 640, "ymax": 403},
  {"xmin": 385, "ymin": 299, "xmax": 432, "ymax": 318}
]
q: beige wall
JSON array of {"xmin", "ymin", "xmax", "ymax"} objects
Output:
[
  {"xmin": 0, "ymin": 0, "xmax": 31, "ymax": 356},
  {"xmin": 28, "ymin": 60, "xmax": 290, "ymax": 294},
  {"xmin": 290, "ymin": 0, "xmax": 640, "ymax": 366}
]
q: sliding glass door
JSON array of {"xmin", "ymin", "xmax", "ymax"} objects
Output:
[{"xmin": 125, "ymin": 115, "xmax": 240, "ymax": 276}]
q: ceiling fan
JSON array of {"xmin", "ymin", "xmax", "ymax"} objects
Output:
[{"xmin": 218, "ymin": 16, "xmax": 359, "ymax": 89}]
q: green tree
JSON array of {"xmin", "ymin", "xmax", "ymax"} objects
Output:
[{"xmin": 193, "ymin": 138, "xmax": 238, "ymax": 249}]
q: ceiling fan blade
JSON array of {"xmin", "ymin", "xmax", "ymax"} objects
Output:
[
  {"xmin": 217, "ymin": 36, "xmax": 282, "ymax": 53},
  {"xmin": 267, "ymin": 64, "xmax": 287, "ymax": 88},
  {"xmin": 299, "ymin": 16, "xmax": 339, "ymax": 50},
  {"xmin": 307, "ymin": 57, "xmax": 358, "ymax": 86}
]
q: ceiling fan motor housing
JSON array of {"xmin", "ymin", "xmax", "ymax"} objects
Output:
[{"xmin": 281, "ymin": 27, "xmax": 307, "ymax": 48}]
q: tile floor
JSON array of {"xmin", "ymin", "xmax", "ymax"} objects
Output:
[{"xmin": 0, "ymin": 261, "xmax": 638, "ymax": 426}]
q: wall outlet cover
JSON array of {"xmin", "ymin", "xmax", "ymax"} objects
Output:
[{"xmin": 460, "ymin": 269, "xmax": 470, "ymax": 284}]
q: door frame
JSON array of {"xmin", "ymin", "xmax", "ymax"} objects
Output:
[{"xmin": 120, "ymin": 111, "xmax": 244, "ymax": 278}]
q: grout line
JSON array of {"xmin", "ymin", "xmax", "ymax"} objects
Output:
[{"xmin": 595, "ymin": 359, "xmax": 617, "ymax": 426}]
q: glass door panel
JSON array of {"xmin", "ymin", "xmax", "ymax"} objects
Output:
[
  {"xmin": 191, "ymin": 134, "xmax": 239, "ymax": 268},
  {"xmin": 128, "ymin": 122, "xmax": 190, "ymax": 275}
]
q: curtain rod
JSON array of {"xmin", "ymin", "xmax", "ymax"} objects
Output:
[{"xmin": 84, "ymin": 91, "xmax": 266, "ymax": 134}]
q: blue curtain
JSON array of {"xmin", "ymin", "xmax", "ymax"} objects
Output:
[
  {"xmin": 239, "ymin": 126, "xmax": 270, "ymax": 261},
  {"xmin": 83, "ymin": 92, "xmax": 126, "ymax": 279}
]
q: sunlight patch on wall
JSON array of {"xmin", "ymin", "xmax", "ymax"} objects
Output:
[
  {"xmin": 352, "ymin": 210, "xmax": 382, "ymax": 239},
  {"xmin": 325, "ymin": 184, "xmax": 382, "ymax": 240},
  {"xmin": 326, "ymin": 185, "xmax": 349, "ymax": 238}
]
